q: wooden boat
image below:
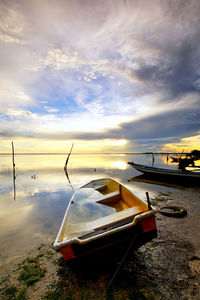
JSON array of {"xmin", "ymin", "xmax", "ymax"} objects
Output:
[
  {"xmin": 171, "ymin": 151, "xmax": 200, "ymax": 163},
  {"xmin": 54, "ymin": 178, "xmax": 157, "ymax": 261},
  {"xmin": 128, "ymin": 162, "xmax": 200, "ymax": 180},
  {"xmin": 170, "ymin": 156, "xmax": 179, "ymax": 162}
]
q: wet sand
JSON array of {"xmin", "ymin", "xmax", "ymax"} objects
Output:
[{"xmin": 0, "ymin": 185, "xmax": 200, "ymax": 300}]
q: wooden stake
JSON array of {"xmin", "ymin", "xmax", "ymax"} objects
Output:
[
  {"xmin": 12, "ymin": 141, "xmax": 16, "ymax": 201},
  {"xmin": 64, "ymin": 143, "xmax": 74, "ymax": 168},
  {"xmin": 64, "ymin": 143, "xmax": 74, "ymax": 193}
]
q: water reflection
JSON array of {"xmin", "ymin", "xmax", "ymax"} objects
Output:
[
  {"xmin": 108, "ymin": 160, "xmax": 127, "ymax": 170},
  {"xmin": 0, "ymin": 153, "xmax": 199, "ymax": 276}
]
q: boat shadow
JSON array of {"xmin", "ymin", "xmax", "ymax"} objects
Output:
[
  {"xmin": 57, "ymin": 236, "xmax": 154, "ymax": 292},
  {"xmin": 128, "ymin": 174, "xmax": 200, "ymax": 188}
]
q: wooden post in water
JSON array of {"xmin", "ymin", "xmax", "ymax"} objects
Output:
[
  {"xmin": 64, "ymin": 143, "xmax": 74, "ymax": 192},
  {"xmin": 64, "ymin": 143, "xmax": 74, "ymax": 169},
  {"xmin": 12, "ymin": 141, "xmax": 16, "ymax": 201},
  {"xmin": 152, "ymin": 153, "xmax": 155, "ymax": 166}
]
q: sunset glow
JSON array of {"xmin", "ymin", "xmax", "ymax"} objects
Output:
[
  {"xmin": 163, "ymin": 135, "xmax": 200, "ymax": 153},
  {"xmin": 0, "ymin": 1, "xmax": 200, "ymax": 153}
]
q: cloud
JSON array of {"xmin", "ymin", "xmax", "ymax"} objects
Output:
[
  {"xmin": 0, "ymin": 2, "xmax": 26, "ymax": 44},
  {"xmin": 0, "ymin": 0, "xmax": 200, "ymax": 152},
  {"xmin": 0, "ymin": 80, "xmax": 33, "ymax": 113},
  {"xmin": 41, "ymin": 48, "xmax": 85, "ymax": 70},
  {"xmin": 2, "ymin": 95, "xmax": 199, "ymax": 149},
  {"xmin": 43, "ymin": 106, "xmax": 59, "ymax": 113},
  {"xmin": 163, "ymin": 134, "xmax": 200, "ymax": 152}
]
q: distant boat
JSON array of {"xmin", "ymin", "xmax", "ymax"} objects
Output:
[
  {"xmin": 170, "ymin": 150, "xmax": 200, "ymax": 162},
  {"xmin": 128, "ymin": 162, "xmax": 200, "ymax": 180},
  {"xmin": 170, "ymin": 156, "xmax": 179, "ymax": 162},
  {"xmin": 54, "ymin": 178, "xmax": 157, "ymax": 261},
  {"xmin": 170, "ymin": 154, "xmax": 188, "ymax": 162}
]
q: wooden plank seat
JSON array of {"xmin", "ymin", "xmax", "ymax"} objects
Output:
[
  {"xmin": 93, "ymin": 184, "xmax": 108, "ymax": 192},
  {"xmin": 95, "ymin": 191, "xmax": 120, "ymax": 204}
]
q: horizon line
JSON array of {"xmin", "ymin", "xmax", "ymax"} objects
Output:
[{"xmin": 0, "ymin": 151, "xmax": 184, "ymax": 155}]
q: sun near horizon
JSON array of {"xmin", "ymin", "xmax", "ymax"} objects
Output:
[{"xmin": 0, "ymin": 135, "xmax": 199, "ymax": 154}]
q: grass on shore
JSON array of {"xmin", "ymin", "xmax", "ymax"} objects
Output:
[{"xmin": 0, "ymin": 244, "xmax": 156, "ymax": 300}]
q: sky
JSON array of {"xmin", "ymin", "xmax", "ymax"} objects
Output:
[{"xmin": 0, "ymin": 0, "xmax": 200, "ymax": 153}]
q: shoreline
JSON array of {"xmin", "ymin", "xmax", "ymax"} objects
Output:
[{"xmin": 1, "ymin": 189, "xmax": 200, "ymax": 299}]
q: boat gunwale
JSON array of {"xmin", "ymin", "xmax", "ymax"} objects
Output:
[{"xmin": 53, "ymin": 209, "xmax": 157, "ymax": 249}]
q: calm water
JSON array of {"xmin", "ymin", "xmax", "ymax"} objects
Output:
[{"xmin": 0, "ymin": 153, "xmax": 199, "ymax": 275}]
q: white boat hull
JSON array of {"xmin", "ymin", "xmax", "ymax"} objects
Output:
[{"xmin": 128, "ymin": 162, "xmax": 200, "ymax": 180}]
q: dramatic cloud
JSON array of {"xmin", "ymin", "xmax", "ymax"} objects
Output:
[{"xmin": 0, "ymin": 0, "xmax": 200, "ymax": 152}]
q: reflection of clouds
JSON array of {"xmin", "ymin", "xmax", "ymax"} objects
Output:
[
  {"xmin": 0, "ymin": 203, "xmax": 33, "ymax": 216},
  {"xmin": 14, "ymin": 154, "xmax": 66, "ymax": 171},
  {"xmin": 0, "ymin": 187, "xmax": 71, "ymax": 269},
  {"xmin": 67, "ymin": 154, "xmax": 129, "ymax": 171},
  {"xmin": 0, "ymin": 203, "xmax": 34, "ymax": 231},
  {"xmin": 67, "ymin": 189, "xmax": 115, "ymax": 224},
  {"xmin": 108, "ymin": 161, "xmax": 127, "ymax": 170}
]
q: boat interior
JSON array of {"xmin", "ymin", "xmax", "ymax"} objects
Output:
[
  {"xmin": 84, "ymin": 178, "xmax": 147, "ymax": 212},
  {"xmin": 60, "ymin": 179, "xmax": 148, "ymax": 241}
]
